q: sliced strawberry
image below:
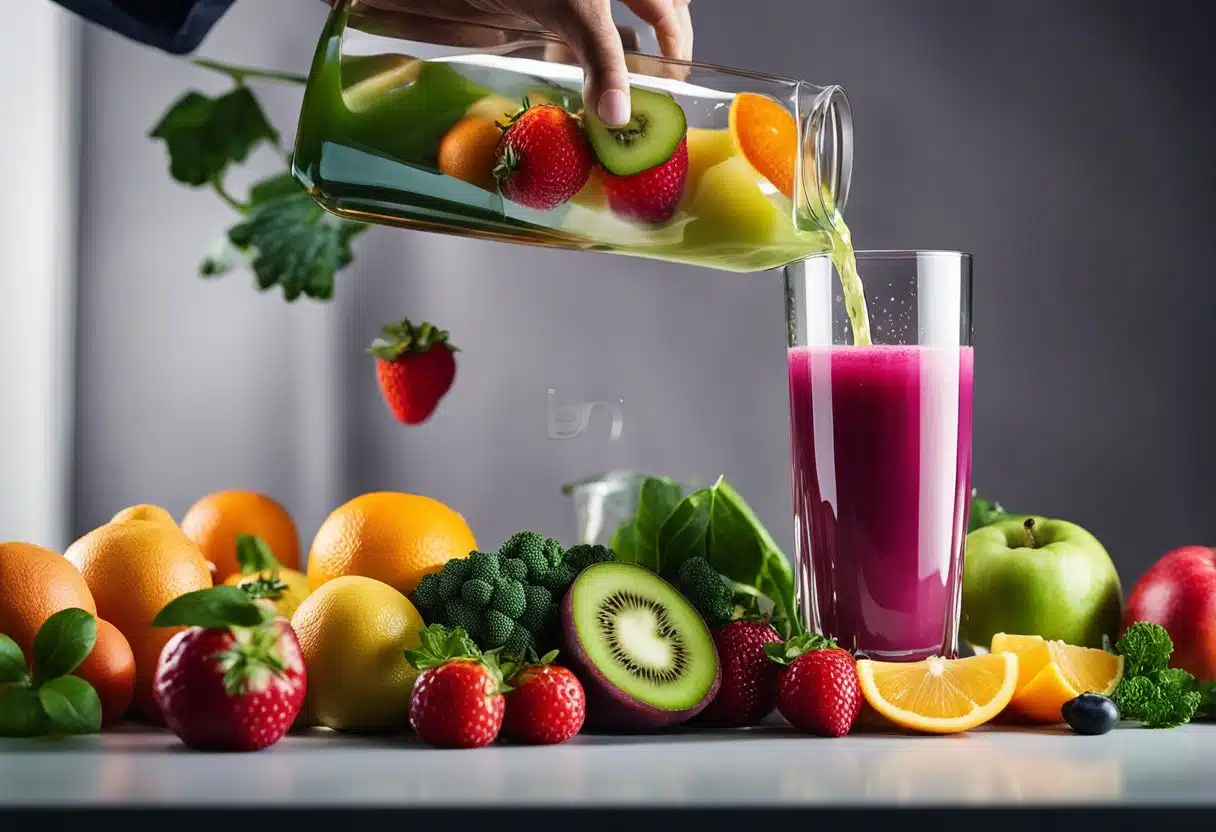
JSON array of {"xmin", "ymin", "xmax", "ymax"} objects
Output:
[
  {"xmin": 494, "ymin": 101, "xmax": 592, "ymax": 211},
  {"xmin": 368, "ymin": 318, "xmax": 457, "ymax": 425},
  {"xmin": 601, "ymin": 137, "xmax": 689, "ymax": 224}
]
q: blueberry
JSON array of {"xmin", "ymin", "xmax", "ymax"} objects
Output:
[{"xmin": 1062, "ymin": 692, "xmax": 1120, "ymax": 735}]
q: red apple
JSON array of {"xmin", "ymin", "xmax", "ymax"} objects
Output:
[{"xmin": 1124, "ymin": 546, "xmax": 1216, "ymax": 681}]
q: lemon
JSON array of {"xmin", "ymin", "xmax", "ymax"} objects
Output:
[
  {"xmin": 111, "ymin": 504, "xmax": 178, "ymax": 527},
  {"xmin": 290, "ymin": 575, "xmax": 426, "ymax": 731},
  {"xmin": 225, "ymin": 567, "xmax": 311, "ymax": 621}
]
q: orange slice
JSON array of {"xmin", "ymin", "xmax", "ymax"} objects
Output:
[
  {"xmin": 856, "ymin": 653, "xmax": 1019, "ymax": 734},
  {"xmin": 991, "ymin": 633, "xmax": 1123, "ymax": 723},
  {"xmin": 728, "ymin": 92, "xmax": 798, "ymax": 199}
]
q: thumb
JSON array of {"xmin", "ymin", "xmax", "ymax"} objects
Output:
[{"xmin": 555, "ymin": 0, "xmax": 632, "ymax": 126}]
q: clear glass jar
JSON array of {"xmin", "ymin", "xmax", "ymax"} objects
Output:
[{"xmin": 292, "ymin": 0, "xmax": 854, "ymax": 273}]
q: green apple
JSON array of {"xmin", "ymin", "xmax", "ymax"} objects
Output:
[{"xmin": 961, "ymin": 516, "xmax": 1124, "ymax": 650}]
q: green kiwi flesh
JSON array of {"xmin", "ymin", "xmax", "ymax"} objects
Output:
[{"xmin": 583, "ymin": 87, "xmax": 688, "ymax": 177}]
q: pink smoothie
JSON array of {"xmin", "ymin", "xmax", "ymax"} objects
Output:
[{"xmin": 787, "ymin": 345, "xmax": 974, "ymax": 660}]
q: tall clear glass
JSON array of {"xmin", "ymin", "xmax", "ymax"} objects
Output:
[
  {"xmin": 784, "ymin": 251, "xmax": 974, "ymax": 661},
  {"xmin": 292, "ymin": 0, "xmax": 854, "ymax": 273}
]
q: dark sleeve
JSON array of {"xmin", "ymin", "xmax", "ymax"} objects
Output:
[{"xmin": 51, "ymin": 0, "xmax": 238, "ymax": 55}]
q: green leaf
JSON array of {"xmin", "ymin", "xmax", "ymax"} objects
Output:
[
  {"xmin": 656, "ymin": 487, "xmax": 714, "ymax": 578},
  {"xmin": 236, "ymin": 534, "xmax": 281, "ymax": 574},
  {"xmin": 630, "ymin": 477, "xmax": 683, "ymax": 574},
  {"xmin": 404, "ymin": 624, "xmax": 483, "ymax": 671},
  {"xmin": 248, "ymin": 170, "xmax": 301, "ymax": 206},
  {"xmin": 152, "ymin": 585, "xmax": 272, "ymax": 629},
  {"xmin": 705, "ymin": 481, "xmax": 766, "ymax": 586},
  {"xmin": 0, "ymin": 686, "xmax": 50, "ymax": 738},
  {"xmin": 32, "ymin": 608, "xmax": 97, "ymax": 685},
  {"xmin": 225, "ymin": 192, "xmax": 368, "ymax": 301},
  {"xmin": 764, "ymin": 632, "xmax": 838, "ymax": 665},
  {"xmin": 37, "ymin": 676, "xmax": 102, "ymax": 736},
  {"xmin": 969, "ymin": 488, "xmax": 1011, "ymax": 532},
  {"xmin": 1195, "ymin": 679, "xmax": 1216, "ymax": 719},
  {"xmin": 149, "ymin": 87, "xmax": 279, "ymax": 187},
  {"xmin": 1116, "ymin": 621, "xmax": 1174, "ymax": 678},
  {"xmin": 609, "ymin": 517, "xmax": 639, "ymax": 564},
  {"xmin": 0, "ymin": 634, "xmax": 29, "ymax": 685}
]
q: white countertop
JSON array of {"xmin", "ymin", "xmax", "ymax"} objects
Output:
[{"xmin": 1, "ymin": 720, "xmax": 1214, "ymax": 807}]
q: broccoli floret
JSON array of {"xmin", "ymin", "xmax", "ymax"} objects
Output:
[
  {"xmin": 491, "ymin": 579, "xmax": 527, "ymax": 618},
  {"xmin": 676, "ymin": 557, "xmax": 734, "ymax": 628},
  {"xmin": 565, "ymin": 544, "xmax": 616, "ymax": 572},
  {"xmin": 461, "ymin": 578, "xmax": 494, "ymax": 608}
]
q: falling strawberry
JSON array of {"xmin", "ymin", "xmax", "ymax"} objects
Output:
[
  {"xmin": 601, "ymin": 137, "xmax": 688, "ymax": 224},
  {"xmin": 691, "ymin": 618, "xmax": 783, "ymax": 728},
  {"xmin": 151, "ymin": 585, "xmax": 307, "ymax": 752},
  {"xmin": 368, "ymin": 318, "xmax": 457, "ymax": 425},
  {"xmin": 405, "ymin": 624, "xmax": 507, "ymax": 749},
  {"xmin": 765, "ymin": 633, "xmax": 861, "ymax": 737},
  {"xmin": 494, "ymin": 100, "xmax": 592, "ymax": 210},
  {"xmin": 501, "ymin": 650, "xmax": 586, "ymax": 745}
]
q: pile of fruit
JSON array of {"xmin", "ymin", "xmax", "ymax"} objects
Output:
[{"xmin": 2, "ymin": 485, "xmax": 1214, "ymax": 751}]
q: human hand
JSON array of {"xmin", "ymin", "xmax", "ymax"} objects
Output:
[{"xmin": 342, "ymin": 1, "xmax": 694, "ymax": 126}]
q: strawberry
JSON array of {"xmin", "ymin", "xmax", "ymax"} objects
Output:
[
  {"xmin": 601, "ymin": 137, "xmax": 689, "ymax": 223},
  {"xmin": 766, "ymin": 633, "xmax": 861, "ymax": 737},
  {"xmin": 691, "ymin": 618, "xmax": 783, "ymax": 728},
  {"xmin": 494, "ymin": 100, "xmax": 592, "ymax": 210},
  {"xmin": 405, "ymin": 624, "xmax": 507, "ymax": 749},
  {"xmin": 368, "ymin": 318, "xmax": 457, "ymax": 425},
  {"xmin": 501, "ymin": 650, "xmax": 586, "ymax": 745},
  {"xmin": 151, "ymin": 586, "xmax": 307, "ymax": 752}
]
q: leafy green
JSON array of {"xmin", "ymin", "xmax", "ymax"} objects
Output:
[
  {"xmin": 0, "ymin": 634, "xmax": 28, "ymax": 685},
  {"xmin": 248, "ymin": 170, "xmax": 303, "ymax": 205},
  {"xmin": 969, "ymin": 488, "xmax": 1011, "ymax": 532},
  {"xmin": 235, "ymin": 534, "xmax": 281, "ymax": 574},
  {"xmin": 152, "ymin": 585, "xmax": 274, "ymax": 629},
  {"xmin": 225, "ymin": 192, "xmax": 368, "ymax": 301},
  {"xmin": 37, "ymin": 676, "xmax": 103, "ymax": 736},
  {"xmin": 0, "ymin": 687, "xmax": 50, "ymax": 738},
  {"xmin": 1112, "ymin": 622, "xmax": 1204, "ymax": 729},
  {"xmin": 31, "ymin": 608, "xmax": 97, "ymax": 686},
  {"xmin": 150, "ymin": 87, "xmax": 279, "ymax": 187},
  {"xmin": 610, "ymin": 474, "xmax": 802, "ymax": 639},
  {"xmin": 1196, "ymin": 679, "xmax": 1216, "ymax": 719},
  {"xmin": 764, "ymin": 633, "xmax": 837, "ymax": 665}
]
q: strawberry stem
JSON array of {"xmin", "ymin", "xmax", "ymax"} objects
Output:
[
  {"xmin": 367, "ymin": 318, "xmax": 457, "ymax": 361},
  {"xmin": 215, "ymin": 624, "xmax": 288, "ymax": 696}
]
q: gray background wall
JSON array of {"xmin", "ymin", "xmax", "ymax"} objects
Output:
[{"xmin": 73, "ymin": 0, "xmax": 1215, "ymax": 587}]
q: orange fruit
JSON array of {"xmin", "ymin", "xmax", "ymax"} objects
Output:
[
  {"xmin": 728, "ymin": 92, "xmax": 797, "ymax": 199},
  {"xmin": 856, "ymin": 652, "xmax": 1019, "ymax": 734},
  {"xmin": 65, "ymin": 520, "xmax": 212, "ymax": 721},
  {"xmin": 307, "ymin": 491, "xmax": 477, "ymax": 596},
  {"xmin": 991, "ymin": 633, "xmax": 1124, "ymax": 723},
  {"xmin": 438, "ymin": 115, "xmax": 504, "ymax": 191},
  {"xmin": 74, "ymin": 618, "xmax": 136, "ymax": 727},
  {"xmin": 180, "ymin": 490, "xmax": 300, "ymax": 582},
  {"xmin": 111, "ymin": 504, "xmax": 177, "ymax": 527},
  {"xmin": 0, "ymin": 541, "xmax": 97, "ymax": 662}
]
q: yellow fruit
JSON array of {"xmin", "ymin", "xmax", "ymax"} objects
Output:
[
  {"xmin": 290, "ymin": 575, "xmax": 426, "ymax": 731},
  {"xmin": 224, "ymin": 567, "xmax": 311, "ymax": 621},
  {"xmin": 570, "ymin": 167, "xmax": 609, "ymax": 210},
  {"xmin": 307, "ymin": 491, "xmax": 477, "ymax": 596},
  {"xmin": 682, "ymin": 156, "xmax": 778, "ymax": 248},
  {"xmin": 464, "ymin": 94, "xmax": 519, "ymax": 123},
  {"xmin": 64, "ymin": 520, "xmax": 212, "ymax": 720},
  {"xmin": 111, "ymin": 504, "xmax": 177, "ymax": 527},
  {"xmin": 991, "ymin": 633, "xmax": 1124, "ymax": 723},
  {"xmin": 681, "ymin": 128, "xmax": 738, "ymax": 208},
  {"xmin": 180, "ymin": 490, "xmax": 300, "ymax": 583},
  {"xmin": 856, "ymin": 653, "xmax": 1019, "ymax": 734}
]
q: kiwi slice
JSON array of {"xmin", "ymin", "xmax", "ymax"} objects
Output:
[
  {"xmin": 582, "ymin": 87, "xmax": 688, "ymax": 177},
  {"xmin": 561, "ymin": 561, "xmax": 720, "ymax": 730}
]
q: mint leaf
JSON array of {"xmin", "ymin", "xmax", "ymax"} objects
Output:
[
  {"xmin": 0, "ymin": 686, "xmax": 50, "ymax": 738},
  {"xmin": 37, "ymin": 675, "xmax": 102, "ymax": 736},
  {"xmin": 150, "ymin": 87, "xmax": 279, "ymax": 187},
  {"xmin": 248, "ymin": 170, "xmax": 301, "ymax": 206},
  {"xmin": 0, "ymin": 634, "xmax": 29, "ymax": 685},
  {"xmin": 32, "ymin": 608, "xmax": 97, "ymax": 685},
  {"xmin": 236, "ymin": 534, "xmax": 280, "ymax": 575},
  {"xmin": 225, "ymin": 192, "xmax": 368, "ymax": 301},
  {"xmin": 629, "ymin": 477, "xmax": 683, "ymax": 573},
  {"xmin": 152, "ymin": 585, "xmax": 271, "ymax": 629},
  {"xmin": 656, "ymin": 487, "xmax": 714, "ymax": 577}
]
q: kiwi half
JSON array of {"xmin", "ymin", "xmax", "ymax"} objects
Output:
[
  {"xmin": 582, "ymin": 87, "xmax": 688, "ymax": 177},
  {"xmin": 561, "ymin": 561, "xmax": 720, "ymax": 731}
]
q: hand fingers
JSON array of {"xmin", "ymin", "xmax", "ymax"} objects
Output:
[
  {"xmin": 620, "ymin": 0, "xmax": 691, "ymax": 62},
  {"xmin": 538, "ymin": 0, "xmax": 633, "ymax": 126}
]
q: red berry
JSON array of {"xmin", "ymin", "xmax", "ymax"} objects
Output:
[
  {"xmin": 776, "ymin": 647, "xmax": 861, "ymax": 737},
  {"xmin": 409, "ymin": 659, "xmax": 506, "ymax": 749},
  {"xmin": 153, "ymin": 618, "xmax": 307, "ymax": 752},
  {"xmin": 494, "ymin": 103, "xmax": 592, "ymax": 210},
  {"xmin": 368, "ymin": 319, "xmax": 457, "ymax": 425},
  {"xmin": 692, "ymin": 619, "xmax": 782, "ymax": 728},
  {"xmin": 601, "ymin": 137, "xmax": 689, "ymax": 223},
  {"xmin": 502, "ymin": 664, "xmax": 586, "ymax": 745}
]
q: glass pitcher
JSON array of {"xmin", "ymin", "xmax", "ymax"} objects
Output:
[{"xmin": 291, "ymin": 0, "xmax": 854, "ymax": 273}]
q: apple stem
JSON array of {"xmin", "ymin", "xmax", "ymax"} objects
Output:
[{"xmin": 1023, "ymin": 518, "xmax": 1037, "ymax": 549}]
